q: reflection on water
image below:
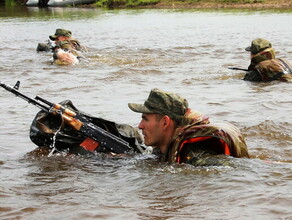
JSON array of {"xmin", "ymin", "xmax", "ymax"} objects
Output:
[
  {"xmin": 0, "ymin": 5, "xmax": 103, "ymax": 18},
  {"xmin": 0, "ymin": 6, "xmax": 292, "ymax": 219}
]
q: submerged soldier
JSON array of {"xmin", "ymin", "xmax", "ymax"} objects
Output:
[
  {"xmin": 128, "ymin": 88, "xmax": 249, "ymax": 166},
  {"xmin": 50, "ymin": 28, "xmax": 88, "ymax": 65},
  {"xmin": 49, "ymin": 28, "xmax": 87, "ymax": 53},
  {"xmin": 243, "ymin": 38, "xmax": 292, "ymax": 82},
  {"xmin": 37, "ymin": 28, "xmax": 87, "ymax": 65}
]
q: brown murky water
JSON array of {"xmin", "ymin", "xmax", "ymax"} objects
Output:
[{"xmin": 0, "ymin": 6, "xmax": 291, "ymax": 219}]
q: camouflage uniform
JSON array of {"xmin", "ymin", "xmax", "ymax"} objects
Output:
[
  {"xmin": 244, "ymin": 38, "xmax": 292, "ymax": 82},
  {"xmin": 54, "ymin": 38, "xmax": 87, "ymax": 55},
  {"xmin": 48, "ymin": 29, "xmax": 88, "ymax": 65},
  {"xmin": 165, "ymin": 122, "xmax": 249, "ymax": 165},
  {"xmin": 53, "ymin": 40, "xmax": 80, "ymax": 59},
  {"xmin": 128, "ymin": 89, "xmax": 249, "ymax": 165},
  {"xmin": 49, "ymin": 28, "xmax": 87, "ymax": 52}
]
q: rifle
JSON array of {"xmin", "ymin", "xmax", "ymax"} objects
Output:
[
  {"xmin": 228, "ymin": 67, "xmax": 249, "ymax": 71},
  {"xmin": 0, "ymin": 81, "xmax": 132, "ymax": 154}
]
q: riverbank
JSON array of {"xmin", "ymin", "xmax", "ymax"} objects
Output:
[
  {"xmin": 149, "ymin": 0, "xmax": 292, "ymax": 9},
  {"xmin": 11, "ymin": 0, "xmax": 292, "ymax": 9},
  {"xmin": 84, "ymin": 0, "xmax": 292, "ymax": 9}
]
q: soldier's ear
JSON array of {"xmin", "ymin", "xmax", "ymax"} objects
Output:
[{"xmin": 161, "ymin": 115, "xmax": 172, "ymax": 128}]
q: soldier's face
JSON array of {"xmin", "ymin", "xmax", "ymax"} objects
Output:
[
  {"xmin": 138, "ymin": 113, "xmax": 164, "ymax": 147},
  {"xmin": 56, "ymin": 36, "xmax": 69, "ymax": 42}
]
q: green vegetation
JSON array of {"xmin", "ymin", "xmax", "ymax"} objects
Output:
[
  {"xmin": 219, "ymin": 0, "xmax": 264, "ymax": 3},
  {"xmin": 0, "ymin": 0, "xmax": 288, "ymax": 9},
  {"xmin": 156, "ymin": 0, "xmax": 266, "ymax": 5},
  {"xmin": 5, "ymin": 0, "xmax": 17, "ymax": 6},
  {"xmin": 95, "ymin": 0, "xmax": 159, "ymax": 8},
  {"xmin": 93, "ymin": 0, "xmax": 279, "ymax": 9},
  {"xmin": 164, "ymin": 0, "xmax": 264, "ymax": 3}
]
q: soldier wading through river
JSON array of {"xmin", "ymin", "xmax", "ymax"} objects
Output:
[
  {"xmin": 243, "ymin": 38, "xmax": 292, "ymax": 82},
  {"xmin": 37, "ymin": 28, "xmax": 87, "ymax": 65},
  {"xmin": 128, "ymin": 88, "xmax": 249, "ymax": 166}
]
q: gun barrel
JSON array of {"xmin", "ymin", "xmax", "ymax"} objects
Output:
[
  {"xmin": 228, "ymin": 67, "xmax": 248, "ymax": 71},
  {"xmin": 35, "ymin": 95, "xmax": 54, "ymax": 107},
  {"xmin": 1, "ymin": 82, "xmax": 50, "ymax": 111}
]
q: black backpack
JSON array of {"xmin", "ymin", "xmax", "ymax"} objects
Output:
[{"xmin": 29, "ymin": 100, "xmax": 145, "ymax": 155}]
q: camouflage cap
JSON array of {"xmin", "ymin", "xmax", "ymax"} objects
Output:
[
  {"xmin": 49, "ymin": 29, "xmax": 72, "ymax": 40},
  {"xmin": 245, "ymin": 38, "xmax": 272, "ymax": 54},
  {"xmin": 128, "ymin": 88, "xmax": 188, "ymax": 123}
]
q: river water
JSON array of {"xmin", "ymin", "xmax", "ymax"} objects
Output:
[{"xmin": 0, "ymin": 6, "xmax": 291, "ymax": 219}]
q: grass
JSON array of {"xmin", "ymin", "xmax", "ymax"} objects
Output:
[
  {"xmin": 3, "ymin": 0, "xmax": 291, "ymax": 9},
  {"xmin": 95, "ymin": 0, "xmax": 160, "ymax": 8},
  {"xmin": 5, "ymin": 0, "xmax": 17, "ymax": 6},
  {"xmin": 93, "ymin": 0, "xmax": 289, "ymax": 9}
]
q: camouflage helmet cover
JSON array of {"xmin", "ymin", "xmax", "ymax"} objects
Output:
[
  {"xmin": 49, "ymin": 29, "xmax": 72, "ymax": 40},
  {"xmin": 128, "ymin": 88, "xmax": 188, "ymax": 123},
  {"xmin": 245, "ymin": 38, "xmax": 272, "ymax": 54}
]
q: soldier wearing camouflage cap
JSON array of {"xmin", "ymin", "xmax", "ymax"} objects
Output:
[
  {"xmin": 49, "ymin": 29, "xmax": 72, "ymax": 40},
  {"xmin": 36, "ymin": 28, "xmax": 88, "ymax": 65},
  {"xmin": 129, "ymin": 89, "xmax": 249, "ymax": 165},
  {"xmin": 245, "ymin": 38, "xmax": 272, "ymax": 55},
  {"xmin": 50, "ymin": 29, "xmax": 88, "ymax": 65},
  {"xmin": 243, "ymin": 38, "xmax": 292, "ymax": 82}
]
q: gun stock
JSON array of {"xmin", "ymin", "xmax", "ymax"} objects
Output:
[{"xmin": 1, "ymin": 81, "xmax": 132, "ymax": 154}]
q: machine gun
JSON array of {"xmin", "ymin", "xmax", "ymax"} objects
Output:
[{"xmin": 0, "ymin": 81, "xmax": 133, "ymax": 154}]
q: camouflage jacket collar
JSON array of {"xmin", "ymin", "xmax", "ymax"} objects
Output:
[{"xmin": 249, "ymin": 47, "xmax": 276, "ymax": 69}]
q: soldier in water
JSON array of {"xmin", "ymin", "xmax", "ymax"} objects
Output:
[
  {"xmin": 243, "ymin": 38, "xmax": 292, "ymax": 82},
  {"xmin": 37, "ymin": 28, "xmax": 87, "ymax": 65},
  {"xmin": 128, "ymin": 88, "xmax": 249, "ymax": 166}
]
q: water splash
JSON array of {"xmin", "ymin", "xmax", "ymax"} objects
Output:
[{"xmin": 48, "ymin": 113, "xmax": 64, "ymax": 157}]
